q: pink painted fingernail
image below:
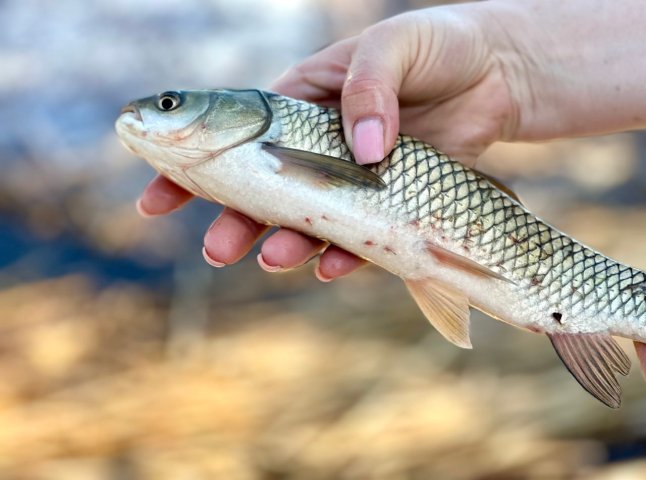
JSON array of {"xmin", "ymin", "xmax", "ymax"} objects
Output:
[
  {"xmin": 352, "ymin": 117, "xmax": 384, "ymax": 165},
  {"xmin": 202, "ymin": 247, "xmax": 226, "ymax": 268},
  {"xmin": 257, "ymin": 253, "xmax": 284, "ymax": 273},
  {"xmin": 136, "ymin": 198, "xmax": 154, "ymax": 217},
  {"xmin": 314, "ymin": 265, "xmax": 333, "ymax": 283}
]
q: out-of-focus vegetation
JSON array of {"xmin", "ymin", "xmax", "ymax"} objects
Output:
[{"xmin": 1, "ymin": 0, "xmax": 646, "ymax": 478}]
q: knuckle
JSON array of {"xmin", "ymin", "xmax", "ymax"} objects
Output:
[
  {"xmin": 362, "ymin": 15, "xmax": 403, "ymax": 41},
  {"xmin": 342, "ymin": 77, "xmax": 395, "ymax": 118},
  {"xmin": 343, "ymin": 76, "xmax": 384, "ymax": 99}
]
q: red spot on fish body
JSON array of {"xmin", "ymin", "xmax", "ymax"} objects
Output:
[
  {"xmin": 570, "ymin": 286, "xmax": 583, "ymax": 299},
  {"xmin": 508, "ymin": 233, "xmax": 524, "ymax": 245},
  {"xmin": 530, "ymin": 275, "xmax": 546, "ymax": 287},
  {"xmin": 384, "ymin": 246, "xmax": 397, "ymax": 255},
  {"xmin": 321, "ymin": 214, "xmax": 329, "ymax": 221},
  {"xmin": 304, "ymin": 217, "xmax": 312, "ymax": 226},
  {"xmin": 364, "ymin": 240, "xmax": 375, "ymax": 247},
  {"xmin": 468, "ymin": 221, "xmax": 484, "ymax": 238},
  {"xmin": 409, "ymin": 219, "xmax": 420, "ymax": 227}
]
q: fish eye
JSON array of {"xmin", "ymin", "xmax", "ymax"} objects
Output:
[{"xmin": 157, "ymin": 91, "xmax": 182, "ymax": 111}]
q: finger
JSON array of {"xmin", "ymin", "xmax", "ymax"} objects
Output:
[
  {"xmin": 315, "ymin": 246, "xmax": 367, "ymax": 282},
  {"xmin": 398, "ymin": 76, "xmax": 509, "ymax": 167},
  {"xmin": 270, "ymin": 37, "xmax": 357, "ymax": 105},
  {"xmin": 203, "ymin": 208, "xmax": 269, "ymax": 267},
  {"xmin": 258, "ymin": 229, "xmax": 326, "ymax": 272},
  {"xmin": 137, "ymin": 175, "xmax": 194, "ymax": 216},
  {"xmin": 341, "ymin": 21, "xmax": 409, "ymax": 165}
]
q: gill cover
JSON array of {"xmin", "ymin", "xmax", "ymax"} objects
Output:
[{"xmin": 198, "ymin": 89, "xmax": 272, "ymax": 153}]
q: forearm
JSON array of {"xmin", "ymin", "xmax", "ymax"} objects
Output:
[{"xmin": 484, "ymin": 0, "xmax": 646, "ymax": 140}]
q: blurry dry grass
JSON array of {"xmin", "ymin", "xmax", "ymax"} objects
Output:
[{"xmin": 0, "ymin": 268, "xmax": 645, "ymax": 479}]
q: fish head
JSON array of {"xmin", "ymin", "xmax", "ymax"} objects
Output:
[{"xmin": 115, "ymin": 89, "xmax": 272, "ymax": 192}]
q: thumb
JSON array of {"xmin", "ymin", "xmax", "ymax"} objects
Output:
[{"xmin": 341, "ymin": 22, "xmax": 408, "ymax": 165}]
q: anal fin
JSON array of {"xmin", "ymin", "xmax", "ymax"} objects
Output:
[
  {"xmin": 405, "ymin": 278, "xmax": 472, "ymax": 349},
  {"xmin": 547, "ymin": 332, "xmax": 631, "ymax": 408}
]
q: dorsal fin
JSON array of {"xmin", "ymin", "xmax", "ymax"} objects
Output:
[
  {"xmin": 405, "ymin": 277, "xmax": 472, "ymax": 349},
  {"xmin": 475, "ymin": 169, "xmax": 523, "ymax": 205}
]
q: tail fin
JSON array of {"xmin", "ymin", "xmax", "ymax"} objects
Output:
[
  {"xmin": 634, "ymin": 341, "xmax": 646, "ymax": 381},
  {"xmin": 548, "ymin": 333, "xmax": 630, "ymax": 408}
]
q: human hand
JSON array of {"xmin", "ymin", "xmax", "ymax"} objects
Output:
[{"xmin": 138, "ymin": 0, "xmax": 646, "ymax": 279}]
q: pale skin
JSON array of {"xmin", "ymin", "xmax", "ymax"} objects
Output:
[{"xmin": 137, "ymin": 0, "xmax": 646, "ymax": 281}]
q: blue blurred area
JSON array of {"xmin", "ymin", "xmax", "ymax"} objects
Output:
[
  {"xmin": 607, "ymin": 441, "xmax": 646, "ymax": 463},
  {"xmin": 0, "ymin": 211, "xmax": 174, "ymax": 289}
]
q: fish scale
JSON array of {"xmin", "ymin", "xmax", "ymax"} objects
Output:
[
  {"xmin": 116, "ymin": 88, "xmax": 646, "ymax": 407},
  {"xmin": 269, "ymin": 93, "xmax": 646, "ymax": 324}
]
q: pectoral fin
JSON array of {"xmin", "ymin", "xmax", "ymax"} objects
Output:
[
  {"xmin": 405, "ymin": 278, "xmax": 472, "ymax": 349},
  {"xmin": 547, "ymin": 332, "xmax": 631, "ymax": 408},
  {"xmin": 262, "ymin": 143, "xmax": 386, "ymax": 190}
]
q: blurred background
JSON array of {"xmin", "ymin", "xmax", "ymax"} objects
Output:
[{"xmin": 2, "ymin": 0, "xmax": 646, "ymax": 478}]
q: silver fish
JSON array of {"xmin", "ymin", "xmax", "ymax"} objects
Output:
[{"xmin": 116, "ymin": 89, "xmax": 646, "ymax": 408}]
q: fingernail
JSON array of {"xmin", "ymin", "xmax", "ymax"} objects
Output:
[
  {"xmin": 202, "ymin": 247, "xmax": 226, "ymax": 268},
  {"xmin": 314, "ymin": 265, "xmax": 333, "ymax": 283},
  {"xmin": 136, "ymin": 198, "xmax": 154, "ymax": 217},
  {"xmin": 257, "ymin": 253, "xmax": 284, "ymax": 273},
  {"xmin": 352, "ymin": 117, "xmax": 384, "ymax": 165}
]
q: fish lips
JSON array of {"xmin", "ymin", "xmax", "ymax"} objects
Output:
[{"xmin": 120, "ymin": 103, "xmax": 142, "ymax": 122}]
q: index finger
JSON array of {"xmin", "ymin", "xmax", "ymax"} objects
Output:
[
  {"xmin": 270, "ymin": 37, "xmax": 358, "ymax": 105},
  {"xmin": 137, "ymin": 175, "xmax": 194, "ymax": 216}
]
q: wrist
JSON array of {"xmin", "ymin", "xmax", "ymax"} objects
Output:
[{"xmin": 480, "ymin": 0, "xmax": 646, "ymax": 140}]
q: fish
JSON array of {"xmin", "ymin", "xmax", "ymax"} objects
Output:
[{"xmin": 116, "ymin": 88, "xmax": 646, "ymax": 408}]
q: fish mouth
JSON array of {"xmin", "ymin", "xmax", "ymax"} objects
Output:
[{"xmin": 120, "ymin": 103, "xmax": 142, "ymax": 122}]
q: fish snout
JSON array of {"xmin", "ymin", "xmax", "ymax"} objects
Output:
[{"xmin": 120, "ymin": 102, "xmax": 142, "ymax": 122}]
